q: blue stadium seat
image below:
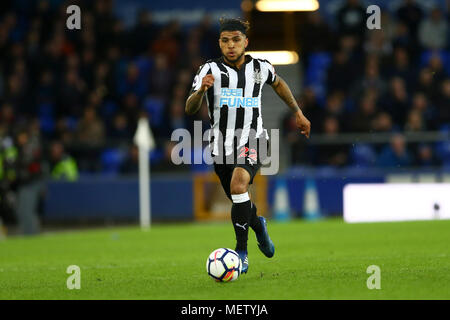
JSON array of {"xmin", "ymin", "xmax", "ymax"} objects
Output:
[
  {"xmin": 150, "ymin": 148, "xmax": 164, "ymax": 164},
  {"xmin": 343, "ymin": 97, "xmax": 356, "ymax": 112},
  {"xmin": 135, "ymin": 56, "xmax": 153, "ymax": 79},
  {"xmin": 101, "ymin": 101, "xmax": 118, "ymax": 119},
  {"xmin": 420, "ymin": 50, "xmax": 450, "ymax": 75},
  {"xmin": 38, "ymin": 103, "xmax": 55, "ymax": 135},
  {"xmin": 101, "ymin": 148, "xmax": 126, "ymax": 175},
  {"xmin": 306, "ymin": 52, "xmax": 332, "ymax": 83},
  {"xmin": 38, "ymin": 103, "xmax": 54, "ymax": 116},
  {"xmin": 39, "ymin": 114, "xmax": 55, "ymax": 135},
  {"xmin": 309, "ymin": 52, "xmax": 332, "ymax": 68},
  {"xmin": 439, "ymin": 124, "xmax": 450, "ymax": 133},
  {"xmin": 66, "ymin": 117, "xmax": 78, "ymax": 131},
  {"xmin": 350, "ymin": 144, "xmax": 377, "ymax": 168},
  {"xmin": 305, "ymin": 52, "xmax": 332, "ymax": 105},
  {"xmin": 143, "ymin": 97, "xmax": 165, "ymax": 128},
  {"xmin": 435, "ymin": 140, "xmax": 450, "ymax": 168}
]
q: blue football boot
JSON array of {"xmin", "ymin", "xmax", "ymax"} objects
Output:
[
  {"xmin": 236, "ymin": 250, "xmax": 249, "ymax": 274},
  {"xmin": 256, "ymin": 217, "xmax": 275, "ymax": 258}
]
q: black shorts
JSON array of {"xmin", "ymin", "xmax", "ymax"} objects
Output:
[{"xmin": 213, "ymin": 141, "xmax": 267, "ymax": 201}]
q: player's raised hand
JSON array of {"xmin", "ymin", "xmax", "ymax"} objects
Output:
[
  {"xmin": 295, "ymin": 110, "xmax": 311, "ymax": 138},
  {"xmin": 200, "ymin": 74, "xmax": 215, "ymax": 92}
]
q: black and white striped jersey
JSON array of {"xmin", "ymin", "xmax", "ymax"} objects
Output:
[{"xmin": 191, "ymin": 54, "xmax": 276, "ymax": 157}]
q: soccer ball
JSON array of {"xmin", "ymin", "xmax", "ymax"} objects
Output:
[{"xmin": 206, "ymin": 248, "xmax": 242, "ymax": 282}]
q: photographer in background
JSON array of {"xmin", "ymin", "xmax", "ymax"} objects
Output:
[{"xmin": 15, "ymin": 127, "xmax": 45, "ymax": 235}]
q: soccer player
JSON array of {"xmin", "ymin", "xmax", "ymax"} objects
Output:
[{"xmin": 185, "ymin": 18, "xmax": 311, "ymax": 274}]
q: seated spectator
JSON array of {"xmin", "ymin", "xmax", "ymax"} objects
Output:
[
  {"xmin": 4, "ymin": 73, "xmax": 28, "ymax": 115},
  {"xmin": 196, "ymin": 15, "xmax": 221, "ymax": 58},
  {"xmin": 414, "ymin": 143, "xmax": 441, "ymax": 168},
  {"xmin": 93, "ymin": 62, "xmax": 115, "ymax": 100},
  {"xmin": 372, "ymin": 112, "xmax": 394, "ymax": 133},
  {"xmin": 75, "ymin": 107, "xmax": 106, "ymax": 148},
  {"xmin": 377, "ymin": 134, "xmax": 412, "ymax": 168},
  {"xmin": 410, "ymin": 92, "xmax": 436, "ymax": 129},
  {"xmin": 382, "ymin": 47, "xmax": 415, "ymax": 90},
  {"xmin": 151, "ymin": 22, "xmax": 181, "ymax": 65},
  {"xmin": 396, "ymin": 0, "xmax": 424, "ymax": 40},
  {"xmin": 414, "ymin": 67, "xmax": 439, "ymax": 101},
  {"xmin": 108, "ymin": 112, "xmax": 132, "ymax": 141},
  {"xmin": 300, "ymin": 11, "xmax": 334, "ymax": 57},
  {"xmin": 392, "ymin": 22, "xmax": 420, "ymax": 60},
  {"xmin": 281, "ymin": 95, "xmax": 313, "ymax": 164},
  {"xmin": 128, "ymin": 9, "xmax": 159, "ymax": 56},
  {"xmin": 117, "ymin": 63, "xmax": 147, "ymax": 100},
  {"xmin": 336, "ymin": 0, "xmax": 366, "ymax": 40},
  {"xmin": 0, "ymin": 103, "xmax": 16, "ymax": 132},
  {"xmin": 149, "ymin": 53, "xmax": 173, "ymax": 100},
  {"xmin": 364, "ymin": 28, "xmax": 393, "ymax": 59},
  {"xmin": 327, "ymin": 49, "xmax": 359, "ymax": 95},
  {"xmin": 297, "ymin": 87, "xmax": 323, "ymax": 133},
  {"xmin": 169, "ymin": 99, "xmax": 187, "ymax": 132},
  {"xmin": 404, "ymin": 109, "xmax": 426, "ymax": 132},
  {"xmin": 121, "ymin": 92, "xmax": 141, "ymax": 125},
  {"xmin": 322, "ymin": 91, "xmax": 346, "ymax": 128},
  {"xmin": 36, "ymin": 70, "xmax": 56, "ymax": 105},
  {"xmin": 352, "ymin": 56, "xmax": 386, "ymax": 99},
  {"xmin": 54, "ymin": 117, "xmax": 75, "ymax": 147},
  {"xmin": 183, "ymin": 28, "xmax": 202, "ymax": 67},
  {"xmin": 49, "ymin": 141, "xmax": 79, "ymax": 181},
  {"xmin": 73, "ymin": 107, "xmax": 106, "ymax": 172},
  {"xmin": 427, "ymin": 53, "xmax": 447, "ymax": 88},
  {"xmin": 435, "ymin": 78, "xmax": 450, "ymax": 127},
  {"xmin": 315, "ymin": 117, "xmax": 348, "ymax": 167},
  {"xmin": 120, "ymin": 145, "xmax": 139, "ymax": 175},
  {"xmin": 57, "ymin": 69, "xmax": 87, "ymax": 118},
  {"xmin": 347, "ymin": 95, "xmax": 377, "ymax": 132},
  {"xmin": 418, "ymin": 7, "xmax": 448, "ymax": 50},
  {"xmin": 380, "ymin": 77, "xmax": 409, "ymax": 126}
]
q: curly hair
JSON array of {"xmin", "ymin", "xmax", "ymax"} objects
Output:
[{"xmin": 219, "ymin": 17, "xmax": 250, "ymax": 36}]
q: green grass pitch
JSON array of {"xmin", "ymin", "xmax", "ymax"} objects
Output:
[{"xmin": 0, "ymin": 218, "xmax": 449, "ymax": 299}]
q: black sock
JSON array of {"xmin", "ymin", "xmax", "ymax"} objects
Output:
[
  {"xmin": 249, "ymin": 202, "xmax": 263, "ymax": 235},
  {"xmin": 231, "ymin": 194, "xmax": 252, "ymax": 252}
]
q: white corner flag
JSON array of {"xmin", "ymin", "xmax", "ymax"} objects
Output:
[{"xmin": 133, "ymin": 117, "xmax": 155, "ymax": 230}]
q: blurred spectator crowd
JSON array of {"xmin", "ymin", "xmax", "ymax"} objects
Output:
[
  {"xmin": 283, "ymin": 0, "xmax": 450, "ymax": 169},
  {"xmin": 0, "ymin": 0, "xmax": 220, "ymax": 182},
  {"xmin": 1, "ymin": 0, "xmax": 450, "ymax": 192},
  {"xmin": 0, "ymin": 0, "xmax": 221, "ymax": 227}
]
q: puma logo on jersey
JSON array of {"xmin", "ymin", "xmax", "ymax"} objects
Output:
[
  {"xmin": 220, "ymin": 71, "xmax": 229, "ymax": 78},
  {"xmin": 235, "ymin": 223, "xmax": 248, "ymax": 230}
]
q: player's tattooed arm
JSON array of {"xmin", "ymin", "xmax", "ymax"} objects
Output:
[
  {"xmin": 185, "ymin": 74, "xmax": 215, "ymax": 115},
  {"xmin": 185, "ymin": 89, "xmax": 206, "ymax": 115},
  {"xmin": 271, "ymin": 75, "xmax": 311, "ymax": 138},
  {"xmin": 271, "ymin": 75, "xmax": 300, "ymax": 112}
]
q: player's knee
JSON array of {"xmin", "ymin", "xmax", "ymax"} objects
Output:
[
  {"xmin": 230, "ymin": 168, "xmax": 251, "ymax": 195},
  {"xmin": 230, "ymin": 181, "xmax": 248, "ymax": 195}
]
